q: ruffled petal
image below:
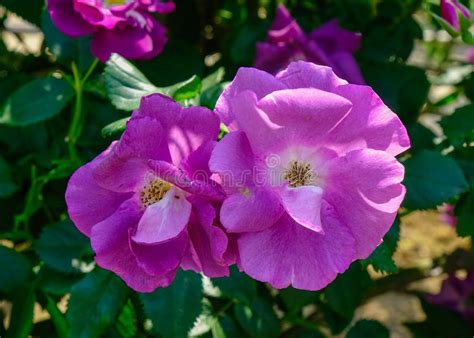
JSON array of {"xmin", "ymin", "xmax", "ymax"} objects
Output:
[
  {"xmin": 92, "ymin": 115, "xmax": 171, "ymax": 193},
  {"xmin": 257, "ymin": 87, "xmax": 352, "ymax": 145},
  {"xmin": 137, "ymin": 0, "xmax": 176, "ymax": 14},
  {"xmin": 325, "ymin": 52, "xmax": 365, "ymax": 85},
  {"xmin": 267, "ymin": 4, "xmax": 305, "ymax": 43},
  {"xmin": 91, "ymin": 198, "xmax": 176, "ymax": 292},
  {"xmin": 323, "ymin": 149, "xmax": 406, "ymax": 258},
  {"xmin": 181, "ymin": 141, "xmax": 215, "ymax": 178},
  {"xmin": 230, "ymin": 91, "xmax": 284, "ymax": 155},
  {"xmin": 215, "ymin": 67, "xmax": 286, "ymax": 130},
  {"xmin": 309, "ymin": 20, "xmax": 361, "ymax": 54},
  {"xmin": 48, "ymin": 0, "xmax": 95, "ymax": 37},
  {"xmin": 131, "ymin": 230, "xmax": 188, "ymax": 276},
  {"xmin": 133, "ymin": 187, "xmax": 192, "ymax": 244},
  {"xmin": 326, "ymin": 84, "xmax": 410, "ymax": 156},
  {"xmin": 209, "ymin": 131, "xmax": 256, "ymax": 189},
  {"xmin": 276, "ymin": 61, "xmax": 347, "ymax": 92},
  {"xmin": 91, "ymin": 13, "xmax": 167, "ymax": 61},
  {"xmin": 279, "ymin": 185, "xmax": 323, "ymax": 233},
  {"xmin": 221, "ymin": 187, "xmax": 284, "ymax": 233},
  {"xmin": 148, "ymin": 160, "xmax": 224, "ymax": 201},
  {"xmin": 237, "ymin": 203, "xmax": 355, "ymax": 290},
  {"xmin": 137, "ymin": 94, "xmax": 220, "ymax": 165},
  {"xmin": 66, "ymin": 144, "xmax": 132, "ymax": 236},
  {"xmin": 115, "ymin": 115, "xmax": 170, "ymax": 161},
  {"xmin": 93, "ymin": 157, "xmax": 149, "ymax": 193},
  {"xmin": 182, "ymin": 199, "xmax": 231, "ymax": 277}
]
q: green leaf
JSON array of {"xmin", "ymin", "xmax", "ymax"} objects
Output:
[
  {"xmin": 212, "ymin": 266, "xmax": 257, "ymax": 304},
  {"xmin": 459, "ymin": 7, "xmax": 474, "ymax": 44},
  {"xmin": 363, "ymin": 218, "xmax": 400, "ymax": 273},
  {"xmin": 214, "ymin": 315, "xmax": 244, "ymax": 338},
  {"xmin": 0, "ymin": 155, "xmax": 18, "ymax": 198},
  {"xmin": 323, "ymin": 263, "xmax": 372, "ymax": 319},
  {"xmin": 137, "ymin": 40, "xmax": 205, "ymax": 86},
  {"xmin": 230, "ymin": 22, "xmax": 269, "ymax": 65},
  {"xmin": 37, "ymin": 266, "xmax": 83, "ymax": 296},
  {"xmin": 319, "ymin": 302, "xmax": 352, "ymax": 335},
  {"xmin": 201, "ymin": 82, "xmax": 228, "ymax": 109},
  {"xmin": 362, "ymin": 62, "xmax": 430, "ymax": 124},
  {"xmin": 347, "ymin": 320, "xmax": 389, "ymax": 338},
  {"xmin": 200, "ymin": 68, "xmax": 227, "ymax": 109},
  {"xmin": 101, "ymin": 118, "xmax": 130, "ymax": 138},
  {"xmin": 46, "ymin": 295, "xmax": 69, "ymax": 338},
  {"xmin": 0, "ymin": 0, "xmax": 43, "ymax": 26},
  {"xmin": 67, "ymin": 268, "xmax": 129, "ymax": 338},
  {"xmin": 360, "ymin": 17, "xmax": 422, "ymax": 62},
  {"xmin": 5, "ymin": 283, "xmax": 36, "ymax": 338},
  {"xmin": 456, "ymin": 189, "xmax": 474, "ymax": 237},
  {"xmin": 167, "ymin": 75, "xmax": 201, "ymax": 101},
  {"xmin": 114, "ymin": 300, "xmax": 137, "ymax": 338},
  {"xmin": 431, "ymin": 12, "xmax": 460, "ymax": 37},
  {"xmin": 278, "ymin": 287, "xmax": 320, "ymax": 313},
  {"xmin": 403, "ymin": 151, "xmax": 469, "ymax": 209},
  {"xmin": 42, "ymin": 10, "xmax": 94, "ymax": 72},
  {"xmin": 104, "ymin": 54, "xmax": 158, "ymax": 111},
  {"xmin": 406, "ymin": 297, "xmax": 473, "ymax": 338},
  {"xmin": 0, "ymin": 77, "xmax": 75, "ymax": 126},
  {"xmin": 408, "ymin": 123, "xmax": 435, "ymax": 153},
  {"xmin": 234, "ymin": 298, "xmax": 280, "ymax": 338},
  {"xmin": 35, "ymin": 220, "xmax": 90, "ymax": 273},
  {"xmin": 440, "ymin": 104, "xmax": 474, "ymax": 142},
  {"xmin": 41, "ymin": 10, "xmax": 77, "ymax": 65},
  {"xmin": 140, "ymin": 270, "xmax": 203, "ymax": 338},
  {"xmin": 363, "ymin": 244, "xmax": 398, "ymax": 274},
  {"xmin": 104, "ymin": 54, "xmax": 202, "ymax": 110},
  {"xmin": 201, "ymin": 68, "xmax": 225, "ymax": 93},
  {"xmin": 0, "ymin": 246, "xmax": 31, "ymax": 294}
]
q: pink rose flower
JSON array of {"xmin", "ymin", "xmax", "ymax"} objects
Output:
[
  {"xmin": 48, "ymin": 0, "xmax": 175, "ymax": 61},
  {"xmin": 66, "ymin": 94, "xmax": 235, "ymax": 292},
  {"xmin": 255, "ymin": 4, "xmax": 365, "ymax": 84},
  {"xmin": 210, "ymin": 61, "xmax": 410, "ymax": 290}
]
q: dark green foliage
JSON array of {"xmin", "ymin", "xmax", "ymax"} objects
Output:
[
  {"xmin": 67, "ymin": 268, "xmax": 129, "ymax": 338},
  {"xmin": 140, "ymin": 270, "xmax": 203, "ymax": 338},
  {"xmin": 403, "ymin": 151, "xmax": 468, "ymax": 209},
  {"xmin": 347, "ymin": 320, "xmax": 390, "ymax": 338}
]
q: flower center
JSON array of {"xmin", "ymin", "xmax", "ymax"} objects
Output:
[
  {"xmin": 140, "ymin": 179, "xmax": 172, "ymax": 208},
  {"xmin": 103, "ymin": 0, "xmax": 130, "ymax": 7},
  {"xmin": 283, "ymin": 160, "xmax": 315, "ymax": 188}
]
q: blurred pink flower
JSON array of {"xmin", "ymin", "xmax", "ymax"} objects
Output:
[
  {"xmin": 428, "ymin": 271, "xmax": 474, "ymax": 322},
  {"xmin": 255, "ymin": 4, "xmax": 364, "ymax": 84},
  {"xmin": 438, "ymin": 203, "xmax": 458, "ymax": 227},
  {"xmin": 467, "ymin": 47, "xmax": 474, "ymax": 63},
  {"xmin": 48, "ymin": 0, "xmax": 175, "ymax": 61},
  {"xmin": 440, "ymin": 0, "xmax": 471, "ymax": 31}
]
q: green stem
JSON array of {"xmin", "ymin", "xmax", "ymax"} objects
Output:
[
  {"xmin": 66, "ymin": 59, "xmax": 99, "ymax": 162},
  {"xmin": 81, "ymin": 58, "xmax": 100, "ymax": 86},
  {"xmin": 45, "ymin": 295, "xmax": 69, "ymax": 338}
]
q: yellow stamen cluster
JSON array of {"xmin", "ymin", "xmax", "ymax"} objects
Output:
[
  {"xmin": 104, "ymin": 0, "xmax": 128, "ymax": 6},
  {"xmin": 140, "ymin": 179, "xmax": 171, "ymax": 208},
  {"xmin": 284, "ymin": 161, "xmax": 314, "ymax": 187}
]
